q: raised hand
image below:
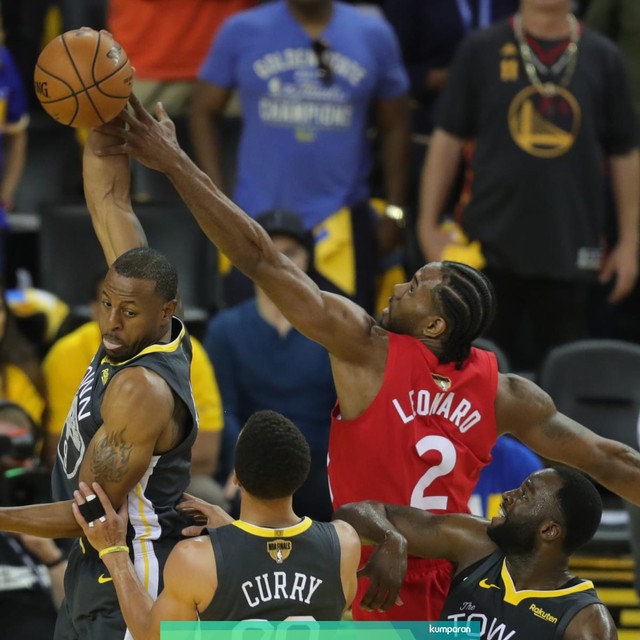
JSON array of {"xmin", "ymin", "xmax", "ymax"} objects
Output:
[{"xmin": 96, "ymin": 93, "xmax": 182, "ymax": 174}]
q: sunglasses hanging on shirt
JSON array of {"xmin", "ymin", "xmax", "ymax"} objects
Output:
[{"xmin": 312, "ymin": 39, "xmax": 333, "ymax": 85}]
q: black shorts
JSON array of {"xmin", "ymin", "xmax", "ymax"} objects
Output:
[
  {"xmin": 53, "ymin": 537, "xmax": 175, "ymax": 640},
  {"xmin": 53, "ymin": 540, "xmax": 126, "ymax": 640}
]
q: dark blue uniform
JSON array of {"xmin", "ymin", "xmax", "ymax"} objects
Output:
[
  {"xmin": 201, "ymin": 518, "xmax": 345, "ymax": 620},
  {"xmin": 52, "ymin": 318, "xmax": 197, "ymax": 640},
  {"xmin": 441, "ymin": 550, "xmax": 602, "ymax": 638}
]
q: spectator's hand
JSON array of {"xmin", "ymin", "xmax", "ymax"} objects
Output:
[
  {"xmin": 420, "ymin": 224, "xmax": 451, "ymax": 262},
  {"xmin": 599, "ymin": 240, "xmax": 639, "ymax": 303},
  {"xmin": 377, "ymin": 216, "xmax": 403, "ymax": 257},
  {"xmin": 177, "ymin": 492, "xmax": 234, "ymax": 536},
  {"xmin": 19, "ymin": 534, "xmax": 64, "ymax": 566},
  {"xmin": 357, "ymin": 532, "xmax": 407, "ymax": 612},
  {"xmin": 72, "ymin": 481, "xmax": 128, "ymax": 553}
]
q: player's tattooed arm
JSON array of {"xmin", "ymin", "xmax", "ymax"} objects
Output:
[
  {"xmin": 80, "ymin": 367, "xmax": 176, "ymax": 509},
  {"xmin": 90, "ymin": 427, "xmax": 133, "ymax": 483}
]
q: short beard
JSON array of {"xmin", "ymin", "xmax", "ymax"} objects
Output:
[{"xmin": 487, "ymin": 519, "xmax": 537, "ymax": 556}]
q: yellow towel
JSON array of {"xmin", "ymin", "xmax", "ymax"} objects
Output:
[
  {"xmin": 313, "ymin": 207, "xmax": 356, "ymax": 296},
  {"xmin": 440, "ymin": 220, "xmax": 486, "ymax": 270}
]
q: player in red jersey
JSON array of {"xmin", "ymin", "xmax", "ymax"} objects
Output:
[{"xmin": 93, "ymin": 93, "xmax": 640, "ymax": 621}]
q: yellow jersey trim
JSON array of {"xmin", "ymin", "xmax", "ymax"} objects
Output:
[
  {"xmin": 101, "ymin": 318, "xmax": 186, "ymax": 366},
  {"xmin": 232, "ymin": 517, "xmax": 313, "ymax": 538},
  {"xmin": 501, "ymin": 559, "xmax": 595, "ymax": 605}
]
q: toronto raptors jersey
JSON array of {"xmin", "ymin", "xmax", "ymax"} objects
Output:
[
  {"xmin": 328, "ymin": 333, "xmax": 498, "ymax": 513},
  {"xmin": 200, "ymin": 518, "xmax": 345, "ymax": 620},
  {"xmin": 328, "ymin": 332, "xmax": 499, "ymax": 621},
  {"xmin": 441, "ymin": 551, "xmax": 601, "ymax": 639}
]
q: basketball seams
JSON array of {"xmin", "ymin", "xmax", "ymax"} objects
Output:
[
  {"xmin": 60, "ymin": 33, "xmax": 89, "ymax": 92},
  {"xmin": 90, "ymin": 30, "xmax": 102, "ymax": 85},
  {"xmin": 34, "ymin": 63, "xmax": 76, "ymax": 102},
  {"xmin": 60, "ymin": 31, "xmax": 103, "ymax": 126},
  {"xmin": 34, "ymin": 63, "xmax": 79, "ymax": 125},
  {"xmin": 95, "ymin": 57, "xmax": 132, "ymax": 99}
]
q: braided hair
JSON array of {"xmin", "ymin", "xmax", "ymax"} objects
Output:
[{"xmin": 433, "ymin": 262, "xmax": 496, "ymax": 369}]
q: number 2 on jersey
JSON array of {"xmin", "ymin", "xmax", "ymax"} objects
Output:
[{"xmin": 410, "ymin": 435, "xmax": 456, "ymax": 511}]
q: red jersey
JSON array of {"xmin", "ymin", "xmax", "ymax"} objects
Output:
[{"xmin": 328, "ymin": 332, "xmax": 499, "ymax": 620}]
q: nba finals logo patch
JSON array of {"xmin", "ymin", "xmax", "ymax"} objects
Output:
[
  {"xmin": 267, "ymin": 540, "xmax": 292, "ymax": 564},
  {"xmin": 101, "ymin": 369, "xmax": 110, "ymax": 386},
  {"xmin": 432, "ymin": 374, "xmax": 451, "ymax": 391}
]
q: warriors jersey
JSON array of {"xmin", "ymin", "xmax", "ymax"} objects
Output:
[
  {"xmin": 328, "ymin": 332, "xmax": 498, "ymax": 620},
  {"xmin": 201, "ymin": 518, "xmax": 345, "ymax": 620},
  {"xmin": 441, "ymin": 551, "xmax": 602, "ymax": 639},
  {"xmin": 52, "ymin": 317, "xmax": 198, "ymax": 549}
]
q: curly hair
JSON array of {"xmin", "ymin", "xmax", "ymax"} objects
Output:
[
  {"xmin": 434, "ymin": 262, "xmax": 496, "ymax": 369},
  {"xmin": 235, "ymin": 410, "xmax": 311, "ymax": 500}
]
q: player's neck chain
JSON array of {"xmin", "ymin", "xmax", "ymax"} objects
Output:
[{"xmin": 513, "ymin": 12, "xmax": 580, "ymax": 97}]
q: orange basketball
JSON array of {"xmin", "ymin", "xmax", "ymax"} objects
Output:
[{"xmin": 34, "ymin": 28, "xmax": 133, "ymax": 128}]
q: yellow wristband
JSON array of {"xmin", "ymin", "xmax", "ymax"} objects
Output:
[{"xmin": 98, "ymin": 545, "xmax": 129, "ymax": 559}]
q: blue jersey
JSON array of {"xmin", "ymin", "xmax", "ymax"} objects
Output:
[{"xmin": 199, "ymin": 1, "xmax": 408, "ymax": 227}]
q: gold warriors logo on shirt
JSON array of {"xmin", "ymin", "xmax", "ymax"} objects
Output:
[
  {"xmin": 267, "ymin": 539, "xmax": 292, "ymax": 564},
  {"xmin": 101, "ymin": 368, "xmax": 110, "ymax": 386},
  {"xmin": 508, "ymin": 85, "xmax": 581, "ymax": 158}
]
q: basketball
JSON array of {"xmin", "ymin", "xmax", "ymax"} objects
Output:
[{"xmin": 34, "ymin": 28, "xmax": 133, "ymax": 128}]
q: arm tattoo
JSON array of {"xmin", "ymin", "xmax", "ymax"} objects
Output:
[{"xmin": 90, "ymin": 427, "xmax": 133, "ymax": 483}]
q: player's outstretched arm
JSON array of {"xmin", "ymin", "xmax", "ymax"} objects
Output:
[
  {"xmin": 96, "ymin": 95, "xmax": 379, "ymax": 365},
  {"xmin": 334, "ymin": 501, "xmax": 492, "ymax": 612},
  {"xmin": 0, "ymin": 498, "xmax": 82, "ymax": 538},
  {"xmin": 83, "ymin": 127, "xmax": 147, "ymax": 266},
  {"xmin": 496, "ymin": 373, "xmax": 640, "ymax": 506},
  {"xmin": 331, "ymin": 519, "xmax": 361, "ymax": 613}
]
